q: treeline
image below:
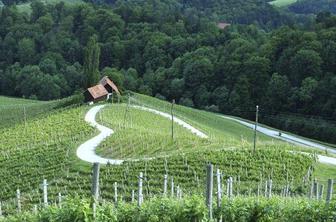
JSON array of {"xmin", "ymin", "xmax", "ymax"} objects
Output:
[
  {"xmin": 1, "ymin": 1, "xmax": 336, "ymax": 143},
  {"xmin": 1, "ymin": 0, "xmax": 30, "ymax": 5},
  {"xmin": 289, "ymin": 0, "xmax": 336, "ymax": 14},
  {"xmin": 86, "ymin": 0, "xmax": 293, "ymax": 28}
]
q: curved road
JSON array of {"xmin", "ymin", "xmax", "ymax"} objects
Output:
[
  {"xmin": 221, "ymin": 116, "xmax": 336, "ymax": 165},
  {"xmin": 76, "ymin": 105, "xmax": 207, "ymax": 164}
]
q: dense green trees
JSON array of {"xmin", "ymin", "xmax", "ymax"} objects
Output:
[
  {"xmin": 0, "ymin": 1, "xmax": 336, "ymax": 143},
  {"xmin": 289, "ymin": 0, "xmax": 336, "ymax": 14},
  {"xmin": 84, "ymin": 35, "xmax": 101, "ymax": 87}
]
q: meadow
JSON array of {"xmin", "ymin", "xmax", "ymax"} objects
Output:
[{"xmin": 269, "ymin": 0, "xmax": 297, "ymax": 7}]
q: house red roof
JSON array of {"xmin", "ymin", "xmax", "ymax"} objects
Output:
[
  {"xmin": 99, "ymin": 76, "xmax": 120, "ymax": 95},
  {"xmin": 87, "ymin": 84, "xmax": 108, "ymax": 100}
]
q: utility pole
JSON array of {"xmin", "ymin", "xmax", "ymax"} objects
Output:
[
  {"xmin": 123, "ymin": 93, "xmax": 131, "ymax": 128},
  {"xmin": 253, "ymin": 105, "xmax": 259, "ymax": 153},
  {"xmin": 171, "ymin": 99, "xmax": 175, "ymax": 140}
]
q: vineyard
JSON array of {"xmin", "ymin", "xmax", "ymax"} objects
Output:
[
  {"xmin": 0, "ymin": 95, "xmax": 84, "ymax": 129},
  {"xmin": 0, "ymin": 94, "xmax": 334, "ymax": 218},
  {"xmin": 2, "ymin": 195, "xmax": 336, "ymax": 222}
]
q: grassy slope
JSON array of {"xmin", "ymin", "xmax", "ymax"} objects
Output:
[
  {"xmin": 0, "ymin": 96, "xmax": 40, "ymax": 106},
  {"xmin": 130, "ymin": 93, "xmax": 336, "ymax": 183},
  {"xmin": 0, "ymin": 96, "xmax": 69, "ymax": 129},
  {"xmin": 0, "ymin": 93, "xmax": 331, "ymax": 214},
  {"xmin": 270, "ymin": 0, "xmax": 297, "ymax": 7},
  {"xmin": 131, "ymin": 93, "xmax": 320, "ymax": 152},
  {"xmin": 97, "ymin": 100, "xmax": 299, "ymax": 159}
]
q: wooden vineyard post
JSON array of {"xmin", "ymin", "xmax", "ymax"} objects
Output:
[
  {"xmin": 176, "ymin": 185, "xmax": 180, "ymax": 198},
  {"xmin": 131, "ymin": 190, "xmax": 135, "ymax": 202},
  {"xmin": 319, "ymin": 184, "xmax": 324, "ymax": 200},
  {"xmin": 91, "ymin": 163, "xmax": 100, "ymax": 218},
  {"xmin": 171, "ymin": 177, "xmax": 174, "ymax": 197},
  {"xmin": 264, "ymin": 180, "xmax": 268, "ymax": 197},
  {"xmin": 217, "ymin": 168, "xmax": 222, "ymax": 222},
  {"xmin": 114, "ymin": 182, "xmax": 118, "ymax": 204},
  {"xmin": 23, "ymin": 106, "xmax": 27, "ymax": 127},
  {"xmin": 163, "ymin": 174, "xmax": 168, "ymax": 197},
  {"xmin": 16, "ymin": 189, "xmax": 21, "ymax": 213},
  {"xmin": 229, "ymin": 177, "xmax": 233, "ymax": 198},
  {"xmin": 206, "ymin": 164, "xmax": 213, "ymax": 220},
  {"xmin": 123, "ymin": 94, "xmax": 131, "ymax": 128},
  {"xmin": 111, "ymin": 92, "xmax": 113, "ymax": 104},
  {"xmin": 216, "ymin": 169, "xmax": 222, "ymax": 208},
  {"xmin": 326, "ymin": 179, "xmax": 333, "ymax": 204},
  {"xmin": 226, "ymin": 177, "xmax": 233, "ymax": 198},
  {"xmin": 43, "ymin": 179, "xmax": 48, "ymax": 207},
  {"xmin": 58, "ymin": 193, "xmax": 62, "ymax": 208},
  {"xmin": 257, "ymin": 183, "xmax": 260, "ymax": 197},
  {"xmin": 0, "ymin": 201, "xmax": 2, "ymax": 217},
  {"xmin": 314, "ymin": 180, "xmax": 319, "ymax": 200},
  {"xmin": 285, "ymin": 184, "xmax": 289, "ymax": 197},
  {"xmin": 33, "ymin": 205, "xmax": 37, "ymax": 214},
  {"xmin": 138, "ymin": 172, "xmax": 143, "ymax": 207},
  {"xmin": 171, "ymin": 99, "xmax": 175, "ymax": 140},
  {"xmin": 268, "ymin": 179, "xmax": 273, "ymax": 198},
  {"xmin": 253, "ymin": 105, "xmax": 259, "ymax": 153},
  {"xmin": 309, "ymin": 180, "xmax": 314, "ymax": 199}
]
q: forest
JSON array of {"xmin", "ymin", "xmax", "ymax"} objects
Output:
[
  {"xmin": 289, "ymin": 0, "xmax": 336, "ymax": 14},
  {"xmin": 0, "ymin": 0, "xmax": 336, "ymax": 143}
]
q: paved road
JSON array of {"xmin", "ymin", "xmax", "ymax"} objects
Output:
[{"xmin": 221, "ymin": 116, "xmax": 336, "ymax": 165}]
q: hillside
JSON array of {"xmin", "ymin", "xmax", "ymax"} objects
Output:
[
  {"xmin": 0, "ymin": 93, "xmax": 335, "ymax": 216},
  {"xmin": 1, "ymin": 1, "xmax": 336, "ymax": 145},
  {"xmin": 289, "ymin": 0, "xmax": 336, "ymax": 14},
  {"xmin": 0, "ymin": 0, "xmax": 336, "ymax": 219},
  {"xmin": 0, "ymin": 95, "xmax": 83, "ymax": 129}
]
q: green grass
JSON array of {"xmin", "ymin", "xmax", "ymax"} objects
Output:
[
  {"xmin": 269, "ymin": 0, "xmax": 297, "ymax": 7},
  {"xmin": 313, "ymin": 163, "xmax": 336, "ymax": 199},
  {"xmin": 97, "ymin": 104, "xmax": 208, "ymax": 159},
  {"xmin": 0, "ymin": 96, "xmax": 40, "ymax": 106},
  {"xmin": 97, "ymin": 100, "xmax": 302, "ymax": 160}
]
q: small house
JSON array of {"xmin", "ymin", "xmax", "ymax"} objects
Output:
[
  {"xmin": 99, "ymin": 76, "xmax": 120, "ymax": 95},
  {"xmin": 84, "ymin": 84, "xmax": 109, "ymax": 102},
  {"xmin": 84, "ymin": 76, "xmax": 121, "ymax": 103}
]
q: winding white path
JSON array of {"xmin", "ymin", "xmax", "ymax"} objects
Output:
[
  {"xmin": 221, "ymin": 116, "xmax": 336, "ymax": 165},
  {"xmin": 76, "ymin": 105, "xmax": 124, "ymax": 165},
  {"xmin": 131, "ymin": 105, "xmax": 208, "ymax": 139},
  {"xmin": 76, "ymin": 105, "xmax": 207, "ymax": 164}
]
